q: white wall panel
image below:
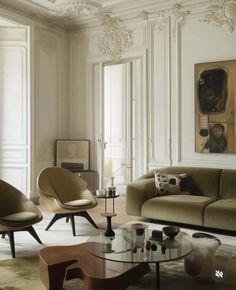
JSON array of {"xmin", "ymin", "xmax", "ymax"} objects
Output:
[
  {"xmin": 0, "ymin": 27, "xmax": 27, "ymax": 42},
  {"xmin": 88, "ymin": 36, "xmax": 100, "ymax": 56},
  {"xmin": 70, "ymin": 39, "xmax": 85, "ymax": 137},
  {"xmin": 132, "ymin": 26, "xmax": 146, "ymax": 48},
  {"xmin": 149, "ymin": 21, "xmax": 171, "ymax": 168},
  {"xmin": 0, "ymin": 48, "xmax": 26, "ymax": 144},
  {"xmin": 0, "ymin": 148, "xmax": 26, "ymax": 162},
  {"xmin": 34, "ymin": 27, "xmax": 68, "ymax": 197},
  {"xmin": 35, "ymin": 30, "xmax": 61, "ymax": 163}
]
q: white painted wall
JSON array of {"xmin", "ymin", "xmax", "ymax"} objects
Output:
[
  {"xmin": 69, "ymin": 1, "xmax": 236, "ymax": 179},
  {"xmin": 1, "ymin": 0, "xmax": 236, "ymax": 197},
  {"xmin": 0, "ymin": 9, "xmax": 68, "ymax": 197},
  {"xmin": 34, "ymin": 26, "xmax": 68, "ymax": 196}
]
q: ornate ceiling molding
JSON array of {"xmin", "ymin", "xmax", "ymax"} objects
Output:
[
  {"xmin": 52, "ymin": 0, "xmax": 107, "ymax": 18},
  {"xmin": 138, "ymin": 3, "xmax": 190, "ymax": 40},
  {"xmin": 97, "ymin": 14, "xmax": 133, "ymax": 63},
  {"xmin": 203, "ymin": 0, "xmax": 236, "ymax": 32},
  {"xmin": 51, "ymin": 1, "xmax": 133, "ymax": 62},
  {"xmin": 139, "ymin": 9, "xmax": 169, "ymax": 31},
  {"xmin": 172, "ymin": 4, "xmax": 190, "ymax": 37}
]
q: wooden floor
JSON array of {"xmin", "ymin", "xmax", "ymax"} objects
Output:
[{"xmin": 38, "ymin": 194, "xmax": 143, "ymax": 226}]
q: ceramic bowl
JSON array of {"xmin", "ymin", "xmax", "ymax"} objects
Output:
[{"xmin": 162, "ymin": 226, "xmax": 180, "ymax": 239}]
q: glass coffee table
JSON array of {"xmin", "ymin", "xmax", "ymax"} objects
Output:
[{"xmin": 86, "ymin": 226, "xmax": 192, "ymax": 290}]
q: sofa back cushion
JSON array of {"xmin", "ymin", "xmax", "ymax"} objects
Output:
[
  {"xmin": 154, "ymin": 167, "xmax": 221, "ymax": 200},
  {"xmin": 220, "ymin": 169, "xmax": 236, "ymax": 199}
]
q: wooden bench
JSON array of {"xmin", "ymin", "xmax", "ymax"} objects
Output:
[{"xmin": 39, "ymin": 243, "xmax": 150, "ymax": 290}]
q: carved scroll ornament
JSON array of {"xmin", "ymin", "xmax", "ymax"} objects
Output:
[
  {"xmin": 204, "ymin": 0, "xmax": 236, "ymax": 32},
  {"xmin": 97, "ymin": 14, "xmax": 133, "ymax": 63}
]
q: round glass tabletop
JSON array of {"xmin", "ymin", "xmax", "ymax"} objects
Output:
[{"xmin": 86, "ymin": 226, "xmax": 192, "ymax": 264}]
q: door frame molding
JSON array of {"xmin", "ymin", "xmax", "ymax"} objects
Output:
[{"xmin": 87, "ymin": 49, "xmax": 148, "ymax": 189}]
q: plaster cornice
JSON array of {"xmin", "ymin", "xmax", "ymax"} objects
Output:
[{"xmin": 0, "ymin": 0, "xmax": 214, "ymax": 29}]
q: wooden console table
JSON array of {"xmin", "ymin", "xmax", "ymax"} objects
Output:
[{"xmin": 39, "ymin": 243, "xmax": 150, "ymax": 290}]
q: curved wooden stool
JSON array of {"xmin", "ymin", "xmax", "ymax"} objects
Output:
[{"xmin": 39, "ymin": 243, "xmax": 150, "ymax": 290}]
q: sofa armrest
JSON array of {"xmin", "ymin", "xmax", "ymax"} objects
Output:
[{"xmin": 126, "ymin": 178, "xmax": 156, "ymax": 217}]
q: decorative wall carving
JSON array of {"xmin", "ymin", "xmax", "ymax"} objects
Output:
[
  {"xmin": 172, "ymin": 4, "xmax": 190, "ymax": 38},
  {"xmin": 203, "ymin": 0, "xmax": 236, "ymax": 32},
  {"xmin": 138, "ymin": 4, "xmax": 190, "ymax": 40},
  {"xmin": 52, "ymin": 1, "xmax": 133, "ymax": 62},
  {"xmin": 97, "ymin": 14, "xmax": 133, "ymax": 63},
  {"xmin": 139, "ymin": 9, "xmax": 169, "ymax": 31}
]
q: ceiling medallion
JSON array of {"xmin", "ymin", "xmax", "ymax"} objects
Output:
[
  {"xmin": 97, "ymin": 14, "xmax": 133, "ymax": 63},
  {"xmin": 204, "ymin": 0, "xmax": 236, "ymax": 32}
]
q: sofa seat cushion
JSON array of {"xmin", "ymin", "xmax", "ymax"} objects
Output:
[
  {"xmin": 141, "ymin": 195, "xmax": 214, "ymax": 225},
  {"xmin": 204, "ymin": 199, "xmax": 236, "ymax": 231}
]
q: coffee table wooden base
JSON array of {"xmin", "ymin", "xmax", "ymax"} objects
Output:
[{"xmin": 39, "ymin": 243, "xmax": 150, "ymax": 290}]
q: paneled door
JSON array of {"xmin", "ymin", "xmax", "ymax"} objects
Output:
[
  {"xmin": 94, "ymin": 57, "xmax": 146, "ymax": 191},
  {"xmin": 103, "ymin": 63, "xmax": 132, "ymax": 190}
]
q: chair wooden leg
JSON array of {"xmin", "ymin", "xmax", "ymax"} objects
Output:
[
  {"xmin": 69, "ymin": 215, "xmax": 76, "ymax": 236},
  {"xmin": 7, "ymin": 231, "xmax": 15, "ymax": 258},
  {"xmin": 26, "ymin": 226, "xmax": 42, "ymax": 244},
  {"xmin": 76, "ymin": 211, "xmax": 98, "ymax": 229},
  {"xmin": 1, "ymin": 228, "xmax": 42, "ymax": 258},
  {"xmin": 46, "ymin": 212, "xmax": 97, "ymax": 236},
  {"xmin": 45, "ymin": 214, "xmax": 67, "ymax": 231}
]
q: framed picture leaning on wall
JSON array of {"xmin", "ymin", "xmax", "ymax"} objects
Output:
[
  {"xmin": 195, "ymin": 59, "xmax": 236, "ymax": 153},
  {"xmin": 56, "ymin": 139, "xmax": 90, "ymax": 171}
]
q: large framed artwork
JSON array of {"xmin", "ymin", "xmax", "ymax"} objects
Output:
[
  {"xmin": 195, "ymin": 59, "xmax": 236, "ymax": 153},
  {"xmin": 56, "ymin": 139, "xmax": 90, "ymax": 171}
]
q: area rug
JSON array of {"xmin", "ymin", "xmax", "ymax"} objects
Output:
[{"xmin": 0, "ymin": 253, "xmax": 235, "ymax": 290}]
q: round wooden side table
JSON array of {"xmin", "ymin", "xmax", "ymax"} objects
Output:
[{"xmin": 96, "ymin": 193, "xmax": 120, "ymax": 237}]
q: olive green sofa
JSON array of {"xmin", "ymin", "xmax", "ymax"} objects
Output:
[{"xmin": 126, "ymin": 166, "xmax": 236, "ymax": 232}]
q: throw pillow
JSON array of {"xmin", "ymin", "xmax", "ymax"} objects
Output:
[{"xmin": 154, "ymin": 171, "xmax": 188, "ymax": 195}]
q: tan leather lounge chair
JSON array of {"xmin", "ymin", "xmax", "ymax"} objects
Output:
[
  {"xmin": 37, "ymin": 167, "xmax": 98, "ymax": 236},
  {"xmin": 0, "ymin": 179, "xmax": 43, "ymax": 258}
]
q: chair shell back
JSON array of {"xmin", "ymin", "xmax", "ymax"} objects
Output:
[{"xmin": 37, "ymin": 167, "xmax": 88, "ymax": 204}]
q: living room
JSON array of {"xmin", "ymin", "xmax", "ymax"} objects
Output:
[{"xmin": 0, "ymin": 0, "xmax": 236, "ymax": 289}]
